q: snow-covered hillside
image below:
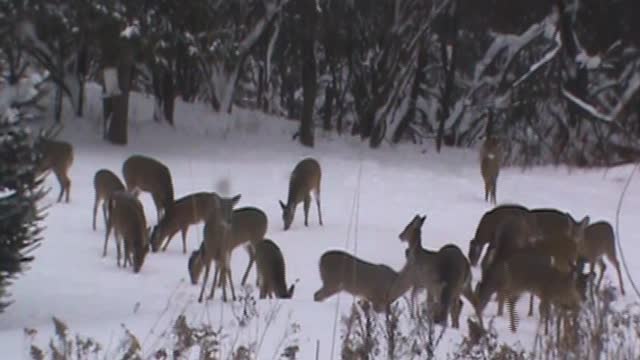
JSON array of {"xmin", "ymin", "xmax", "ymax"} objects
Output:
[{"xmin": 1, "ymin": 85, "xmax": 638, "ymax": 359}]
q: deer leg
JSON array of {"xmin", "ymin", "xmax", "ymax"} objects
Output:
[
  {"xmin": 315, "ymin": 188, "xmax": 323, "ymax": 226},
  {"xmin": 483, "ymin": 180, "xmax": 490, "ymax": 202},
  {"xmin": 240, "ymin": 245, "xmax": 255, "ymax": 286},
  {"xmin": 181, "ymin": 227, "xmax": 188, "ymax": 254},
  {"xmin": 610, "ymin": 256, "xmax": 626, "ymax": 295},
  {"xmin": 451, "ymin": 298, "xmax": 463, "ymax": 329},
  {"xmin": 228, "ymin": 267, "xmax": 237, "ymax": 301},
  {"xmin": 103, "ymin": 216, "xmax": 112, "ymax": 257},
  {"xmin": 208, "ymin": 264, "xmax": 221, "ymax": 301},
  {"xmin": 596, "ymin": 259, "xmax": 606, "ymax": 291},
  {"xmin": 303, "ymin": 194, "xmax": 311, "ymax": 227},
  {"xmin": 64, "ymin": 174, "xmax": 71, "ymax": 203},
  {"xmin": 491, "ymin": 178, "xmax": 497, "ymax": 204},
  {"xmin": 528, "ymin": 293, "xmax": 535, "ymax": 317},
  {"xmin": 92, "ymin": 196, "xmax": 99, "ymax": 230},
  {"xmin": 54, "ymin": 171, "xmax": 65, "ymax": 203},
  {"xmin": 102, "ymin": 200, "xmax": 109, "ymax": 231},
  {"xmin": 198, "ymin": 263, "xmax": 212, "ymax": 303},
  {"xmin": 115, "ymin": 231, "xmax": 122, "ymax": 267}
]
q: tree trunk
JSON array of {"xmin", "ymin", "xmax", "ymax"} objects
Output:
[
  {"xmin": 322, "ymin": 83, "xmax": 334, "ymax": 131},
  {"xmin": 393, "ymin": 41, "xmax": 427, "ymax": 144},
  {"xmin": 435, "ymin": 1, "xmax": 460, "ymax": 153},
  {"xmin": 298, "ymin": 0, "xmax": 317, "ymax": 147},
  {"xmin": 102, "ymin": 40, "xmax": 133, "ymax": 145}
]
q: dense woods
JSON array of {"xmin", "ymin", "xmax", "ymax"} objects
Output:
[{"xmin": 1, "ymin": 0, "xmax": 639, "ymax": 165}]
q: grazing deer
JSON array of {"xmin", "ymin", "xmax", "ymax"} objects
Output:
[
  {"xmin": 36, "ymin": 138, "xmax": 74, "ymax": 203},
  {"xmin": 229, "ymin": 207, "xmax": 269, "ymax": 287},
  {"xmin": 390, "ymin": 215, "xmax": 475, "ymax": 329},
  {"xmin": 578, "ymin": 221, "xmax": 625, "ymax": 295},
  {"xmin": 122, "ymin": 155, "xmax": 174, "ymax": 222},
  {"xmin": 187, "ymin": 194, "xmax": 242, "ymax": 303},
  {"xmin": 279, "ymin": 157, "xmax": 323, "ymax": 231},
  {"xmin": 103, "ymin": 191, "xmax": 149, "ymax": 273},
  {"xmin": 480, "ymin": 209, "xmax": 590, "ymax": 317},
  {"xmin": 93, "ymin": 169, "xmax": 125, "ymax": 231},
  {"xmin": 475, "ymin": 252, "xmax": 591, "ymax": 334},
  {"xmin": 254, "ymin": 239, "xmax": 295, "ymax": 299},
  {"xmin": 480, "ymin": 137, "xmax": 502, "ymax": 205},
  {"xmin": 467, "ymin": 204, "xmax": 533, "ymax": 268},
  {"xmin": 313, "ymin": 250, "xmax": 401, "ymax": 313},
  {"xmin": 150, "ymin": 192, "xmax": 221, "ymax": 254}
]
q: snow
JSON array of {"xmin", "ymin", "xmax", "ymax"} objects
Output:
[{"xmin": 0, "ymin": 83, "xmax": 639, "ymax": 358}]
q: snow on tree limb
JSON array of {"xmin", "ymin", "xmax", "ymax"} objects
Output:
[
  {"xmin": 611, "ymin": 72, "xmax": 640, "ymax": 122},
  {"xmin": 511, "ymin": 32, "xmax": 562, "ymax": 88},
  {"xmin": 561, "ymin": 88, "xmax": 613, "ymax": 122}
]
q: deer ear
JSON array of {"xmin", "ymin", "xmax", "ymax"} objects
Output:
[
  {"xmin": 279, "ymin": 200, "xmax": 286, "ymax": 210},
  {"xmin": 579, "ymin": 216, "xmax": 590, "ymax": 229},
  {"xmin": 421, "ymin": 215, "xmax": 427, "ymax": 222},
  {"xmin": 231, "ymin": 194, "xmax": 241, "ymax": 206}
]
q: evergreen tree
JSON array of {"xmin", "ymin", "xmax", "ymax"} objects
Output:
[{"xmin": 0, "ymin": 109, "xmax": 46, "ymax": 313}]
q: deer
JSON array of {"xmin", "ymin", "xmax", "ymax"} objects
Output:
[
  {"xmin": 577, "ymin": 220, "xmax": 625, "ymax": 295},
  {"xmin": 122, "ymin": 154, "xmax": 174, "ymax": 222},
  {"xmin": 479, "ymin": 209, "xmax": 590, "ymax": 317},
  {"xmin": 479, "ymin": 137, "xmax": 502, "ymax": 205},
  {"xmin": 36, "ymin": 138, "xmax": 74, "ymax": 203},
  {"xmin": 475, "ymin": 251, "xmax": 592, "ymax": 334},
  {"xmin": 389, "ymin": 215, "xmax": 475, "ymax": 329},
  {"xmin": 150, "ymin": 192, "xmax": 222, "ymax": 254},
  {"xmin": 254, "ymin": 238, "xmax": 295, "ymax": 299},
  {"xmin": 92, "ymin": 169, "xmax": 125, "ymax": 231},
  {"xmin": 313, "ymin": 250, "xmax": 402, "ymax": 313},
  {"xmin": 187, "ymin": 194, "xmax": 242, "ymax": 303},
  {"xmin": 279, "ymin": 157, "xmax": 323, "ymax": 231},
  {"xmin": 103, "ymin": 190, "xmax": 150, "ymax": 273}
]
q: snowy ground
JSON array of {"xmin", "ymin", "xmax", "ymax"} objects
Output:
[{"xmin": 1, "ymin": 85, "xmax": 639, "ymax": 358}]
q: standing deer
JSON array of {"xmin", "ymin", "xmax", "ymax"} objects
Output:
[
  {"xmin": 187, "ymin": 194, "xmax": 242, "ymax": 302},
  {"xmin": 93, "ymin": 169, "xmax": 125, "ymax": 231},
  {"xmin": 104, "ymin": 191, "xmax": 149, "ymax": 273},
  {"xmin": 230, "ymin": 207, "xmax": 269, "ymax": 287},
  {"xmin": 578, "ymin": 220, "xmax": 625, "ymax": 295},
  {"xmin": 150, "ymin": 192, "xmax": 221, "ymax": 254},
  {"xmin": 37, "ymin": 138, "xmax": 74, "ymax": 203},
  {"xmin": 475, "ymin": 252, "xmax": 591, "ymax": 334},
  {"xmin": 279, "ymin": 157, "xmax": 323, "ymax": 231},
  {"xmin": 122, "ymin": 155, "xmax": 174, "ymax": 222},
  {"xmin": 254, "ymin": 239, "xmax": 295, "ymax": 299},
  {"xmin": 480, "ymin": 137, "xmax": 502, "ymax": 205},
  {"xmin": 314, "ymin": 250, "xmax": 402, "ymax": 312},
  {"xmin": 390, "ymin": 215, "xmax": 475, "ymax": 328}
]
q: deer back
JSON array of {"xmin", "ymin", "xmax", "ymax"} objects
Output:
[
  {"xmin": 529, "ymin": 209, "xmax": 590, "ymax": 271},
  {"xmin": 122, "ymin": 155, "xmax": 174, "ymax": 210},
  {"xmin": 468, "ymin": 204, "xmax": 531, "ymax": 266},
  {"xmin": 230, "ymin": 207, "xmax": 268, "ymax": 249},
  {"xmin": 580, "ymin": 221, "xmax": 615, "ymax": 262},
  {"xmin": 109, "ymin": 191, "xmax": 149, "ymax": 272},
  {"xmin": 318, "ymin": 250, "xmax": 398, "ymax": 307},
  {"xmin": 255, "ymin": 239, "xmax": 294, "ymax": 298},
  {"xmin": 94, "ymin": 169, "xmax": 125, "ymax": 198},
  {"xmin": 38, "ymin": 138, "xmax": 73, "ymax": 173}
]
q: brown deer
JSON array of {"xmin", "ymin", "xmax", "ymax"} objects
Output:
[
  {"xmin": 150, "ymin": 192, "xmax": 221, "ymax": 254},
  {"xmin": 92, "ymin": 169, "xmax": 125, "ymax": 231},
  {"xmin": 254, "ymin": 238, "xmax": 295, "ymax": 299},
  {"xmin": 37, "ymin": 138, "xmax": 74, "ymax": 203},
  {"xmin": 479, "ymin": 137, "xmax": 502, "ymax": 205},
  {"xmin": 578, "ymin": 220, "xmax": 625, "ymax": 295},
  {"xmin": 122, "ymin": 155, "xmax": 174, "ymax": 222},
  {"xmin": 475, "ymin": 252, "xmax": 591, "ymax": 334},
  {"xmin": 279, "ymin": 157, "xmax": 323, "ymax": 231},
  {"xmin": 187, "ymin": 194, "xmax": 242, "ymax": 303},
  {"xmin": 390, "ymin": 215, "xmax": 475, "ymax": 329},
  {"xmin": 103, "ymin": 191, "xmax": 150, "ymax": 273},
  {"xmin": 474, "ymin": 207, "xmax": 589, "ymax": 317},
  {"xmin": 230, "ymin": 207, "xmax": 269, "ymax": 287},
  {"xmin": 313, "ymin": 250, "xmax": 401, "ymax": 313}
]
